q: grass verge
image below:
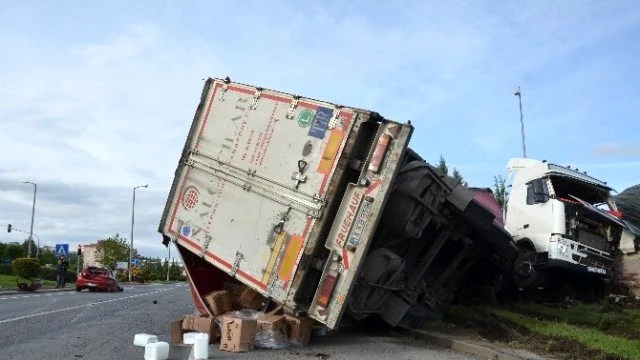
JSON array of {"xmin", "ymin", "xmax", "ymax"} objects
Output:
[
  {"xmin": 510, "ymin": 302, "xmax": 640, "ymax": 339},
  {"xmin": 0, "ymin": 274, "xmax": 57, "ymax": 290},
  {"xmin": 491, "ymin": 308, "xmax": 640, "ymax": 360}
]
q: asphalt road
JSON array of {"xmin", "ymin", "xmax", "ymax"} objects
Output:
[
  {"xmin": 0, "ymin": 283, "xmax": 195, "ymax": 360},
  {"xmin": 0, "ymin": 284, "xmax": 474, "ymax": 360}
]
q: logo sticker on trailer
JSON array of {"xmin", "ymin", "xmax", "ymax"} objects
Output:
[
  {"xmin": 297, "ymin": 109, "xmax": 315, "ymax": 128},
  {"xmin": 308, "ymin": 107, "xmax": 333, "ymax": 139},
  {"xmin": 182, "ymin": 186, "xmax": 200, "ymax": 211}
]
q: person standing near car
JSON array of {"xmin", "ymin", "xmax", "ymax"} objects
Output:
[{"xmin": 56, "ymin": 256, "xmax": 69, "ymax": 288}]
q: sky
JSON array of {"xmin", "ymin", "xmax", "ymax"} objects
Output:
[{"xmin": 1, "ymin": 0, "xmax": 638, "ymax": 258}]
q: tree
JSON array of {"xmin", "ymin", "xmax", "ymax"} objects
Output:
[
  {"xmin": 452, "ymin": 169, "xmax": 468, "ymax": 187},
  {"xmin": 22, "ymin": 239, "xmax": 37, "ymax": 258},
  {"xmin": 437, "ymin": 155, "xmax": 448, "ymax": 176},
  {"xmin": 39, "ymin": 250, "xmax": 57, "ymax": 266},
  {"xmin": 615, "ymin": 184, "xmax": 640, "ymax": 228},
  {"xmin": 96, "ymin": 234, "xmax": 138, "ymax": 270},
  {"xmin": 437, "ymin": 155, "xmax": 467, "ymax": 186},
  {"xmin": 4, "ymin": 244, "xmax": 26, "ymax": 260},
  {"xmin": 493, "ymin": 175, "xmax": 508, "ymax": 207}
]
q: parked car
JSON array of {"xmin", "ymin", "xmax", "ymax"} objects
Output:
[{"xmin": 75, "ymin": 266, "xmax": 123, "ymax": 292}]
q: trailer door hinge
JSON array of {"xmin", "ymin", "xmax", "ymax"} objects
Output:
[
  {"xmin": 286, "ymin": 95, "xmax": 300, "ymax": 119},
  {"xmin": 251, "ymin": 88, "xmax": 262, "ymax": 110},
  {"xmin": 231, "ymin": 251, "xmax": 245, "ymax": 276},
  {"xmin": 328, "ymin": 106, "xmax": 343, "ymax": 130}
]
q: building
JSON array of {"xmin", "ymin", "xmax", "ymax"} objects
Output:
[{"xmin": 81, "ymin": 243, "xmax": 102, "ymax": 269}]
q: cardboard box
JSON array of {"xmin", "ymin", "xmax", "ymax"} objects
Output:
[
  {"xmin": 169, "ymin": 320, "xmax": 185, "ymax": 346},
  {"xmin": 238, "ymin": 287, "xmax": 265, "ymax": 310},
  {"xmin": 219, "ymin": 316, "xmax": 258, "ymax": 353},
  {"xmin": 284, "ymin": 314, "xmax": 313, "ymax": 346},
  {"xmin": 257, "ymin": 313, "xmax": 289, "ymax": 339},
  {"xmin": 203, "ymin": 290, "xmax": 232, "ymax": 316},
  {"xmin": 181, "ymin": 314, "xmax": 220, "ymax": 343}
]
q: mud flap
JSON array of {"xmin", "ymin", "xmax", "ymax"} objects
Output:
[{"xmin": 379, "ymin": 294, "xmax": 411, "ymax": 327}]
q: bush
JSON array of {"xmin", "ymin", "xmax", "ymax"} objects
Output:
[
  {"xmin": 0, "ymin": 265, "xmax": 13, "ymax": 275},
  {"xmin": 40, "ymin": 266, "xmax": 76, "ymax": 282},
  {"xmin": 40, "ymin": 266, "xmax": 56, "ymax": 281},
  {"xmin": 13, "ymin": 258, "xmax": 41, "ymax": 279}
]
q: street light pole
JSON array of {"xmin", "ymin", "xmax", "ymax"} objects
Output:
[
  {"xmin": 23, "ymin": 181, "xmax": 37, "ymax": 258},
  {"xmin": 514, "ymin": 86, "xmax": 527, "ymax": 158},
  {"xmin": 129, "ymin": 184, "xmax": 148, "ymax": 282},
  {"xmin": 166, "ymin": 243, "xmax": 171, "ymax": 282}
]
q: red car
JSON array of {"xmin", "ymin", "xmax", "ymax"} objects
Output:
[{"xmin": 75, "ymin": 266, "xmax": 123, "ymax": 292}]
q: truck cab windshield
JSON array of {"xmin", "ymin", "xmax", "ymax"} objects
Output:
[{"xmin": 549, "ymin": 175, "xmax": 610, "ymax": 207}]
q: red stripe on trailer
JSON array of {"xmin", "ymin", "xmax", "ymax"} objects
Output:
[
  {"xmin": 342, "ymin": 249, "xmax": 350, "ymax": 270},
  {"xmin": 365, "ymin": 179, "xmax": 382, "ymax": 195},
  {"xmin": 227, "ymin": 84, "xmax": 255, "ymax": 96}
]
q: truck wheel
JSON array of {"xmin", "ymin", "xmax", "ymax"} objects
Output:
[{"xmin": 512, "ymin": 248, "xmax": 543, "ymax": 289}]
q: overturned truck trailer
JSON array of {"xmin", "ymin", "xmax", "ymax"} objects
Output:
[{"xmin": 159, "ymin": 78, "xmax": 518, "ymax": 330}]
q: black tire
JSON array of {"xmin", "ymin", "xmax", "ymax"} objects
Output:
[
  {"xmin": 512, "ymin": 248, "xmax": 544, "ymax": 289},
  {"xmin": 76, "ymin": 287, "xmax": 82, "ymax": 292}
]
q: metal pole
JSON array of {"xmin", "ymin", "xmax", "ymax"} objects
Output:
[
  {"xmin": 166, "ymin": 243, "xmax": 171, "ymax": 282},
  {"xmin": 23, "ymin": 181, "xmax": 37, "ymax": 258},
  {"xmin": 514, "ymin": 86, "xmax": 527, "ymax": 158},
  {"xmin": 129, "ymin": 184, "xmax": 148, "ymax": 282}
]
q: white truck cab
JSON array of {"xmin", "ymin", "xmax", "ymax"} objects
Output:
[{"xmin": 505, "ymin": 158, "xmax": 626, "ymax": 288}]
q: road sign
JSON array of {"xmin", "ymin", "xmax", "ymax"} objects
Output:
[
  {"xmin": 131, "ymin": 258, "xmax": 140, "ymax": 266},
  {"xmin": 55, "ymin": 244, "xmax": 69, "ymax": 258}
]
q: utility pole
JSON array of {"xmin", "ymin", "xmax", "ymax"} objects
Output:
[
  {"xmin": 23, "ymin": 181, "xmax": 37, "ymax": 258},
  {"xmin": 129, "ymin": 184, "xmax": 148, "ymax": 282},
  {"xmin": 514, "ymin": 86, "xmax": 527, "ymax": 158}
]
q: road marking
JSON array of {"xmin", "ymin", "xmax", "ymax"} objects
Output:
[
  {"xmin": 0, "ymin": 298, "xmax": 6, "ymax": 300},
  {"xmin": 33, "ymin": 295, "xmax": 41, "ymax": 297},
  {"xmin": 0, "ymin": 288, "xmax": 172, "ymax": 325}
]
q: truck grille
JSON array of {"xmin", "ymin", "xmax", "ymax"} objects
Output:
[
  {"xmin": 572, "ymin": 249, "xmax": 613, "ymax": 270},
  {"xmin": 577, "ymin": 231, "xmax": 609, "ymax": 252}
]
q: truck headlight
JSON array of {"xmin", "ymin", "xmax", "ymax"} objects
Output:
[{"xmin": 557, "ymin": 240, "xmax": 568, "ymax": 255}]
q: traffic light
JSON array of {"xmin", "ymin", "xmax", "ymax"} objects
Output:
[
  {"xmin": 77, "ymin": 245, "xmax": 82, "ymax": 256},
  {"xmin": 7, "ymin": 224, "xmax": 11, "ymax": 233}
]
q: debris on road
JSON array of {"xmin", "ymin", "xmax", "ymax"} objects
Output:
[
  {"xmin": 133, "ymin": 333, "xmax": 158, "ymax": 347},
  {"xmin": 144, "ymin": 341, "xmax": 169, "ymax": 360}
]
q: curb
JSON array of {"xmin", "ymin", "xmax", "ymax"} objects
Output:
[
  {"xmin": 0, "ymin": 287, "xmax": 76, "ymax": 296},
  {"xmin": 413, "ymin": 330, "xmax": 538, "ymax": 360}
]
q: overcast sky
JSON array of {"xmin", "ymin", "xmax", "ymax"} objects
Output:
[{"xmin": 1, "ymin": 0, "xmax": 638, "ymax": 258}]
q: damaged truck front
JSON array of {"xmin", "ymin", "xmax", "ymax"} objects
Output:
[
  {"xmin": 158, "ymin": 78, "xmax": 517, "ymax": 331},
  {"xmin": 505, "ymin": 158, "xmax": 626, "ymax": 289}
]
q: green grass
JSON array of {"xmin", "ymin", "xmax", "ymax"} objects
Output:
[
  {"xmin": 492, "ymin": 308, "xmax": 640, "ymax": 360},
  {"xmin": 0, "ymin": 274, "xmax": 57, "ymax": 290},
  {"xmin": 511, "ymin": 302, "xmax": 640, "ymax": 338}
]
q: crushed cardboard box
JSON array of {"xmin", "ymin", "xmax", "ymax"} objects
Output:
[
  {"xmin": 220, "ymin": 315, "xmax": 258, "ymax": 353},
  {"xmin": 203, "ymin": 290, "xmax": 232, "ymax": 316},
  {"xmin": 284, "ymin": 314, "xmax": 313, "ymax": 346},
  {"xmin": 257, "ymin": 313, "xmax": 289, "ymax": 339},
  {"xmin": 238, "ymin": 287, "xmax": 265, "ymax": 310}
]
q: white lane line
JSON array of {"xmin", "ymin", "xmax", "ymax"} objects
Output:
[
  {"xmin": 0, "ymin": 297, "xmax": 7, "ymax": 300},
  {"xmin": 33, "ymin": 295, "xmax": 41, "ymax": 297},
  {"xmin": 10, "ymin": 297, "xmax": 18, "ymax": 299},
  {"xmin": 0, "ymin": 289, "xmax": 172, "ymax": 325},
  {"xmin": 45, "ymin": 294, "xmax": 53, "ymax": 296}
]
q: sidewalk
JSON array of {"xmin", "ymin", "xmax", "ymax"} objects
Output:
[{"xmin": 412, "ymin": 330, "xmax": 550, "ymax": 360}]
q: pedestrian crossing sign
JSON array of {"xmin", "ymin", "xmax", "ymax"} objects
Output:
[{"xmin": 55, "ymin": 244, "xmax": 69, "ymax": 257}]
